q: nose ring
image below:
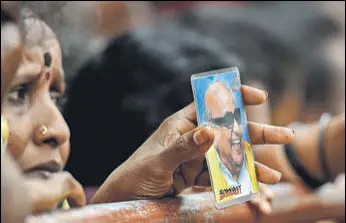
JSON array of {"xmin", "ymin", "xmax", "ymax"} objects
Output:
[{"xmin": 38, "ymin": 125, "xmax": 48, "ymax": 136}]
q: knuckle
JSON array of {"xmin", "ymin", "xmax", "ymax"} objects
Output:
[
  {"xmin": 173, "ymin": 136, "xmax": 188, "ymax": 154},
  {"xmin": 160, "ymin": 117, "xmax": 173, "ymax": 130}
]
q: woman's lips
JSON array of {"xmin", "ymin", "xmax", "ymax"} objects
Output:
[{"xmin": 23, "ymin": 161, "xmax": 62, "ymax": 179}]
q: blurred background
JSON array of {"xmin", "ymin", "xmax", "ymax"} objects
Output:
[{"xmin": 23, "ymin": 1, "xmax": 345, "ymax": 187}]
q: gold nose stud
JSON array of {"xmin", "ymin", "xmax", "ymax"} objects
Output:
[{"xmin": 38, "ymin": 125, "xmax": 48, "ymax": 136}]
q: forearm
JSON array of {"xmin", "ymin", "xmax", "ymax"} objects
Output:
[
  {"xmin": 292, "ymin": 114, "xmax": 345, "ymax": 183},
  {"xmin": 255, "ymin": 114, "xmax": 345, "ymax": 187}
]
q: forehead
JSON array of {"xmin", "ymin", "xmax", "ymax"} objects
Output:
[
  {"xmin": 206, "ymin": 82, "xmax": 235, "ymax": 116},
  {"xmin": 22, "ymin": 16, "xmax": 62, "ymax": 62},
  {"xmin": 207, "ymin": 82, "xmax": 234, "ymax": 103},
  {"xmin": 18, "ymin": 14, "xmax": 64, "ymax": 82}
]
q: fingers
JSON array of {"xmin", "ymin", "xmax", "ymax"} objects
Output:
[
  {"xmin": 250, "ymin": 196, "xmax": 272, "ymax": 214},
  {"xmin": 181, "ymin": 156, "xmax": 204, "ymax": 186},
  {"xmin": 255, "ymin": 162, "xmax": 282, "ymax": 184},
  {"xmin": 259, "ymin": 183, "xmax": 275, "ymax": 201},
  {"xmin": 241, "ymin": 85, "xmax": 268, "ymax": 105},
  {"xmin": 172, "ymin": 170, "xmax": 187, "ymax": 195},
  {"xmin": 195, "ymin": 171, "xmax": 210, "ymax": 186},
  {"xmin": 249, "ymin": 183, "xmax": 274, "ymax": 215},
  {"xmin": 175, "ymin": 118, "xmax": 197, "ymax": 135},
  {"xmin": 248, "ymin": 122, "xmax": 295, "ymax": 145},
  {"xmin": 160, "ymin": 126, "xmax": 214, "ymax": 172},
  {"xmin": 176, "ymin": 102, "xmax": 197, "ymax": 123},
  {"xmin": 25, "ymin": 172, "xmax": 86, "ymax": 213}
]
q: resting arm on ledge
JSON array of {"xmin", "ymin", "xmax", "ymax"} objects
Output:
[{"xmin": 26, "ymin": 181, "xmax": 344, "ymax": 223}]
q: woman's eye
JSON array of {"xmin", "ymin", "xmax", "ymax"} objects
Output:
[{"xmin": 7, "ymin": 85, "xmax": 29, "ymax": 104}]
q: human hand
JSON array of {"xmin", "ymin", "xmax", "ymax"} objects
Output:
[
  {"xmin": 91, "ymin": 85, "xmax": 294, "ymax": 204},
  {"xmin": 25, "ymin": 171, "xmax": 86, "ymax": 214},
  {"xmin": 249, "ymin": 183, "xmax": 275, "ymax": 215}
]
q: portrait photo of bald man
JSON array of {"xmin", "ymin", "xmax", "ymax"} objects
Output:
[{"xmin": 192, "ymin": 68, "xmax": 258, "ymax": 206}]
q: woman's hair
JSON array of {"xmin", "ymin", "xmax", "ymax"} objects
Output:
[
  {"xmin": 18, "ymin": 8, "xmax": 57, "ymax": 48},
  {"xmin": 19, "ymin": 1, "xmax": 106, "ymax": 82}
]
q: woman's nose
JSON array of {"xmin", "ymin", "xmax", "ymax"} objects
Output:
[{"xmin": 33, "ymin": 122, "xmax": 69, "ymax": 149}]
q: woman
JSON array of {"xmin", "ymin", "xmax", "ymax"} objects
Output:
[{"xmin": 2, "ymin": 8, "xmax": 295, "ymax": 214}]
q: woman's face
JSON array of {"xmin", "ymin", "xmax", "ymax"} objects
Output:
[{"xmin": 3, "ymin": 17, "xmax": 70, "ymax": 179}]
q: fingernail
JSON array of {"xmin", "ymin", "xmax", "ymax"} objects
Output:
[
  {"xmin": 274, "ymin": 170, "xmax": 282, "ymax": 180},
  {"xmin": 193, "ymin": 128, "xmax": 209, "ymax": 145},
  {"xmin": 264, "ymin": 90, "xmax": 269, "ymax": 99},
  {"xmin": 283, "ymin": 128, "xmax": 295, "ymax": 141}
]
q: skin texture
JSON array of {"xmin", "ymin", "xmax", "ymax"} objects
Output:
[{"xmin": 205, "ymin": 81, "xmax": 244, "ymax": 179}]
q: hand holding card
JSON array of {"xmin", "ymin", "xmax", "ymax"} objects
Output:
[
  {"xmin": 92, "ymin": 70, "xmax": 294, "ymax": 204},
  {"xmin": 192, "ymin": 67, "xmax": 266, "ymax": 208}
]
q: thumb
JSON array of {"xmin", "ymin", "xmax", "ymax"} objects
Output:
[{"xmin": 160, "ymin": 126, "xmax": 214, "ymax": 172}]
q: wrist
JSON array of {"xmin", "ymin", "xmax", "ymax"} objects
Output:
[
  {"xmin": 323, "ymin": 113, "xmax": 345, "ymax": 181},
  {"xmin": 91, "ymin": 166, "xmax": 133, "ymax": 204},
  {"xmin": 293, "ymin": 123, "xmax": 324, "ymax": 182}
]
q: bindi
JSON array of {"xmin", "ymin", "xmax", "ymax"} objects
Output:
[
  {"xmin": 44, "ymin": 52, "xmax": 52, "ymax": 67},
  {"xmin": 43, "ymin": 52, "xmax": 52, "ymax": 80}
]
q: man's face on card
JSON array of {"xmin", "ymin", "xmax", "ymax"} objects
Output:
[{"xmin": 205, "ymin": 82, "xmax": 244, "ymax": 172}]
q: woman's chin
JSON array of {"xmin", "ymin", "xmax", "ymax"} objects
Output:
[{"xmin": 25, "ymin": 170, "xmax": 53, "ymax": 180}]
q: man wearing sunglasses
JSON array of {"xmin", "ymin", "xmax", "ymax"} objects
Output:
[{"xmin": 205, "ymin": 81, "xmax": 257, "ymax": 196}]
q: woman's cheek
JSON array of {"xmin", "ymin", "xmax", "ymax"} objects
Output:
[{"xmin": 7, "ymin": 125, "xmax": 28, "ymax": 161}]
